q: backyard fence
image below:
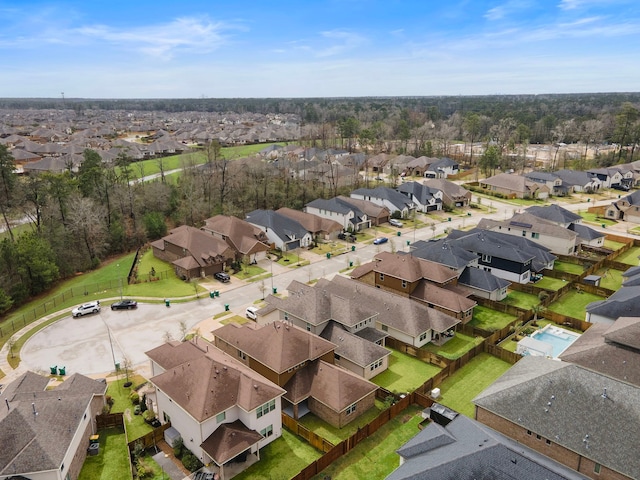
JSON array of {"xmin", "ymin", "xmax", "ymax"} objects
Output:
[
  {"xmin": 96, "ymin": 412, "xmax": 124, "ymax": 430},
  {"xmin": 127, "ymin": 423, "xmax": 172, "ymax": 453},
  {"xmin": 281, "ymin": 414, "xmax": 334, "ymax": 453}
]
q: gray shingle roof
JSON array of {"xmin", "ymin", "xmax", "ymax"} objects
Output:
[
  {"xmin": 351, "ymin": 186, "xmax": 414, "ymax": 211},
  {"xmin": 246, "ymin": 209, "xmax": 309, "ymax": 240},
  {"xmin": 409, "ymin": 239, "xmax": 478, "ymax": 269},
  {"xmin": 586, "ymin": 285, "xmax": 640, "ymax": 320},
  {"xmin": 473, "ymin": 356, "xmax": 640, "ymax": 479},
  {"xmin": 458, "ymin": 267, "xmax": 511, "ymax": 293},
  {"xmin": 320, "ymin": 321, "xmax": 391, "ymax": 368},
  {"xmin": 526, "ymin": 204, "xmax": 582, "ymax": 224}
]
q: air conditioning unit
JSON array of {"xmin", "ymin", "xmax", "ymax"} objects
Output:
[{"xmin": 431, "ymin": 388, "xmax": 441, "ymax": 399}]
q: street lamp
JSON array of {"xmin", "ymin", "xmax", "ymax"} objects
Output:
[{"xmin": 116, "ymin": 263, "xmax": 123, "ymax": 300}]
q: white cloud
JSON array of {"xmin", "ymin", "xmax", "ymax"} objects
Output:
[{"xmin": 315, "ymin": 30, "xmax": 366, "ymax": 57}]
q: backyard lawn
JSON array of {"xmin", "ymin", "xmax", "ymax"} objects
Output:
[
  {"xmin": 371, "ymin": 349, "xmax": 441, "ymax": 394},
  {"xmin": 421, "ymin": 332, "xmax": 484, "ymax": 361},
  {"xmin": 107, "ymin": 375, "xmax": 153, "ymax": 441},
  {"xmin": 298, "ymin": 400, "xmax": 387, "ymax": 445},
  {"xmin": 501, "ymin": 290, "xmax": 540, "ymax": 310},
  {"xmin": 468, "ymin": 305, "xmax": 518, "ymax": 332},
  {"xmin": 311, "ymin": 405, "xmax": 424, "ymax": 480},
  {"xmin": 604, "ymin": 239, "xmax": 627, "ymax": 251},
  {"xmin": 233, "ymin": 429, "xmax": 322, "ymax": 480},
  {"xmin": 580, "ymin": 212, "xmax": 617, "ymax": 226},
  {"xmin": 613, "ymin": 246, "xmax": 640, "ymax": 266},
  {"xmin": 552, "ymin": 261, "xmax": 584, "ymax": 275},
  {"xmin": 78, "ymin": 427, "xmax": 130, "ymax": 480},
  {"xmin": 437, "ymin": 353, "xmax": 512, "ymax": 418},
  {"xmin": 548, "ymin": 290, "xmax": 605, "ymax": 319},
  {"xmin": 534, "ymin": 276, "xmax": 566, "ymax": 291},
  {"xmin": 595, "ymin": 268, "xmax": 624, "ymax": 291}
]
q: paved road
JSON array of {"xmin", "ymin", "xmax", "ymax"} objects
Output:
[{"xmin": 6, "ymin": 195, "xmax": 632, "ymax": 383}]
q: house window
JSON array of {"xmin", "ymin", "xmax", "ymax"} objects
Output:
[
  {"xmin": 379, "ymin": 273, "xmax": 385, "ymax": 281},
  {"xmin": 370, "ymin": 359, "xmax": 383, "ymax": 371},
  {"xmin": 334, "ymin": 353, "xmax": 341, "ymax": 360},
  {"xmin": 238, "ymin": 350, "xmax": 246, "ymax": 360},
  {"xmin": 522, "ymin": 230, "xmax": 527, "ymax": 236},
  {"xmin": 536, "ymin": 434, "xmax": 541, "ymax": 440},
  {"xmin": 419, "ymin": 332, "xmax": 428, "ymax": 342},
  {"xmin": 257, "ymin": 399, "xmax": 276, "ymax": 418},
  {"xmin": 216, "ymin": 412, "xmax": 226, "ymax": 423},
  {"xmin": 260, "ymin": 425, "xmax": 273, "ymax": 438},
  {"xmin": 545, "ymin": 438, "xmax": 551, "ymax": 445},
  {"xmin": 481, "ymin": 254, "xmax": 491, "ymax": 262},
  {"xmin": 527, "ymin": 430, "xmax": 532, "ymax": 435},
  {"xmin": 594, "ymin": 463, "xmax": 601, "ymax": 474},
  {"xmin": 61, "ymin": 464, "xmax": 64, "ymax": 471},
  {"xmin": 306, "ymin": 323, "xmax": 311, "ymax": 331},
  {"xmin": 381, "ymin": 325, "xmax": 388, "ymax": 332},
  {"xmin": 346, "ymin": 403, "xmax": 357, "ymax": 415},
  {"xmin": 401, "ymin": 280, "xmax": 407, "ymax": 289},
  {"xmin": 164, "ymin": 412, "xmax": 171, "ymax": 423}
]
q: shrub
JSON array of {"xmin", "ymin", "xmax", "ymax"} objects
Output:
[
  {"xmin": 136, "ymin": 461, "xmax": 153, "ymax": 479},
  {"xmin": 105, "ymin": 395, "xmax": 114, "ymax": 407},
  {"xmin": 133, "ymin": 441, "xmax": 145, "ymax": 460},
  {"xmin": 182, "ymin": 452, "xmax": 203, "ymax": 472},
  {"xmin": 102, "ymin": 405, "xmax": 110, "ymax": 415},
  {"xmin": 140, "ymin": 394, "xmax": 148, "ymax": 413},
  {"xmin": 129, "ymin": 391, "xmax": 140, "ymax": 404},
  {"xmin": 143, "ymin": 410, "xmax": 156, "ymax": 423},
  {"xmin": 173, "ymin": 437, "xmax": 184, "ymax": 458}
]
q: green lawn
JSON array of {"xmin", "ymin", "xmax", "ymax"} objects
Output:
[
  {"xmin": 78, "ymin": 427, "xmax": 130, "ymax": 480},
  {"xmin": 595, "ymin": 268, "xmax": 624, "ymax": 291},
  {"xmin": 421, "ymin": 332, "xmax": 484, "ymax": 360},
  {"xmin": 580, "ymin": 212, "xmax": 617, "ymax": 226},
  {"xmin": 468, "ymin": 305, "xmax": 518, "ymax": 332},
  {"xmin": 234, "ymin": 264, "xmax": 267, "ymax": 279},
  {"xmin": 534, "ymin": 276, "xmax": 566, "ymax": 290},
  {"xmin": 233, "ymin": 429, "xmax": 322, "ymax": 480},
  {"xmin": 371, "ymin": 349, "xmax": 441, "ymax": 394},
  {"xmin": 614, "ymin": 246, "xmax": 640, "ymax": 266},
  {"xmin": 604, "ymin": 239, "xmax": 627, "ymax": 251},
  {"xmin": 106, "ymin": 376, "xmax": 153, "ymax": 441},
  {"xmin": 437, "ymin": 353, "xmax": 512, "ymax": 418},
  {"xmin": 553, "ymin": 260, "xmax": 585, "ymax": 275},
  {"xmin": 548, "ymin": 290, "xmax": 605, "ymax": 319},
  {"xmin": 501, "ymin": 290, "xmax": 540, "ymax": 310},
  {"xmin": 298, "ymin": 400, "xmax": 387, "ymax": 445},
  {"xmin": 311, "ymin": 405, "xmax": 424, "ymax": 480}
]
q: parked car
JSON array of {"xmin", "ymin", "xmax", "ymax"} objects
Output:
[
  {"xmin": 337, "ymin": 232, "xmax": 346, "ymax": 240},
  {"xmin": 246, "ymin": 306, "xmax": 258, "ymax": 320},
  {"xmin": 111, "ymin": 299, "xmax": 138, "ymax": 310},
  {"xmin": 612, "ymin": 183, "xmax": 630, "ymax": 191},
  {"xmin": 373, "ymin": 237, "xmax": 389, "ymax": 245},
  {"xmin": 389, "ymin": 219, "xmax": 403, "ymax": 228},
  {"xmin": 72, "ymin": 300, "xmax": 101, "ymax": 318},
  {"xmin": 214, "ymin": 272, "xmax": 231, "ymax": 283}
]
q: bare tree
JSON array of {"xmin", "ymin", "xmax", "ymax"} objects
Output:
[{"xmin": 66, "ymin": 194, "xmax": 108, "ymax": 266}]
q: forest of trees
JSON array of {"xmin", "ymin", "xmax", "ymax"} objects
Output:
[{"xmin": 1, "ymin": 93, "xmax": 640, "ymax": 314}]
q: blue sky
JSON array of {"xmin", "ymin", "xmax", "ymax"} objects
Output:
[{"xmin": 1, "ymin": 0, "xmax": 639, "ymax": 98}]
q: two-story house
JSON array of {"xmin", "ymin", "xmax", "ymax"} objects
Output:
[
  {"xmin": 304, "ymin": 197, "xmax": 371, "ymax": 232},
  {"xmin": 396, "ymin": 181, "xmax": 443, "ymax": 212},
  {"xmin": 350, "ymin": 186, "xmax": 416, "ymax": 218},
  {"xmin": 246, "ymin": 209, "xmax": 313, "ymax": 251},
  {"xmin": 201, "ymin": 215, "xmax": 271, "ymax": 264}
]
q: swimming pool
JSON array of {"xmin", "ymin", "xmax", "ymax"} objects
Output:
[{"xmin": 529, "ymin": 325, "xmax": 580, "ymax": 358}]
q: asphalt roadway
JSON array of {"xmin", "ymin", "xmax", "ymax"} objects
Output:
[{"xmin": 7, "ymin": 195, "xmax": 626, "ymax": 383}]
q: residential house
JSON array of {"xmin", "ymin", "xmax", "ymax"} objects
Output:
[
  {"xmin": 403, "ymin": 156, "xmax": 435, "ymax": 177},
  {"xmin": 446, "ymin": 228, "xmax": 556, "ymax": 284},
  {"xmin": 351, "ymin": 186, "xmax": 415, "ymax": 218},
  {"xmin": 559, "ymin": 316, "xmax": 640, "ymax": 387},
  {"xmin": 245, "ymin": 210, "xmax": 313, "ymax": 251},
  {"xmin": 350, "ymin": 252, "xmax": 476, "ymax": 323},
  {"xmin": 457, "ymin": 266, "xmax": 511, "ymax": 301},
  {"xmin": 553, "ymin": 170, "xmax": 601, "ymax": 193},
  {"xmin": 423, "ymin": 178, "xmax": 472, "ymax": 208},
  {"xmin": 478, "ymin": 212, "xmax": 579, "ymax": 255},
  {"xmin": 213, "ymin": 321, "xmax": 379, "ymax": 425},
  {"xmin": 387, "ymin": 407, "xmax": 587, "ymax": 480},
  {"xmin": 201, "ymin": 215, "xmax": 271, "ymax": 264},
  {"xmin": 474, "ymin": 355, "xmax": 640, "ymax": 480},
  {"xmin": 479, "ymin": 172, "xmax": 550, "ymax": 199},
  {"xmin": 524, "ymin": 171, "xmax": 566, "ymax": 196},
  {"xmin": 424, "ymin": 157, "xmax": 459, "ymax": 178},
  {"xmin": 585, "ymin": 285, "xmax": 640, "ymax": 325},
  {"xmin": 151, "ymin": 225, "xmax": 235, "ymax": 280},
  {"xmin": 276, "ymin": 207, "xmax": 343, "ymax": 241},
  {"xmin": 0, "ymin": 371, "xmax": 107, "ymax": 480},
  {"xmin": 587, "ymin": 167, "xmax": 626, "ymax": 189},
  {"xmin": 525, "ymin": 204, "xmax": 605, "ymax": 248},
  {"xmin": 605, "ymin": 190, "xmax": 640, "ymax": 223},
  {"xmin": 396, "ymin": 181, "xmax": 443, "ymax": 213},
  {"xmin": 337, "ymin": 196, "xmax": 390, "ymax": 226},
  {"xmin": 304, "ymin": 197, "xmax": 371, "ymax": 232},
  {"xmin": 266, "ymin": 275, "xmax": 461, "ymax": 348},
  {"xmin": 146, "ymin": 340, "xmax": 286, "ymax": 480}
]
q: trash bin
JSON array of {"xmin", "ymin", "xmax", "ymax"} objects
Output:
[
  {"xmin": 349, "ymin": 261, "xmax": 353, "ymax": 267},
  {"xmin": 224, "ymin": 304, "xmax": 230, "ymax": 312},
  {"xmin": 326, "ymin": 252, "xmax": 331, "ymax": 259},
  {"xmin": 351, "ymin": 245, "xmax": 356, "ymax": 252},
  {"xmin": 50, "ymin": 366, "xmax": 57, "ymax": 375},
  {"xmin": 115, "ymin": 362, "xmax": 120, "ymax": 371},
  {"xmin": 406, "ymin": 240, "xmax": 410, "ymax": 246},
  {"xmin": 272, "ymin": 287, "xmax": 278, "ymax": 294},
  {"xmin": 448, "ymin": 217, "xmax": 451, "ymax": 222},
  {"xmin": 88, "ymin": 443, "xmax": 99, "ymax": 456},
  {"xmin": 397, "ymin": 231, "xmax": 401, "ymax": 236},
  {"xmin": 467, "ymin": 212, "xmax": 471, "ymax": 216},
  {"xmin": 215, "ymin": 290, "xmax": 219, "ymax": 297},
  {"xmin": 601, "ymin": 224, "xmax": 606, "ymax": 228},
  {"xmin": 209, "ymin": 291, "xmax": 215, "ymax": 299},
  {"xmin": 165, "ymin": 299, "xmax": 170, "ymax": 307},
  {"xmin": 58, "ymin": 366, "xmax": 66, "ymax": 376}
]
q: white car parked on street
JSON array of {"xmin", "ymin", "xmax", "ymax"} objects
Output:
[{"xmin": 72, "ymin": 300, "xmax": 101, "ymax": 318}]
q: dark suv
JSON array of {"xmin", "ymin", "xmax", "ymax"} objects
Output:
[{"xmin": 214, "ymin": 272, "xmax": 231, "ymax": 283}]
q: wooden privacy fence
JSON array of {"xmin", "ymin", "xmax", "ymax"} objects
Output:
[
  {"xmin": 282, "ymin": 414, "xmax": 334, "ymax": 453},
  {"xmin": 127, "ymin": 423, "xmax": 172, "ymax": 453},
  {"xmin": 96, "ymin": 412, "xmax": 124, "ymax": 430}
]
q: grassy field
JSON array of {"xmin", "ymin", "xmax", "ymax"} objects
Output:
[
  {"xmin": 548, "ymin": 290, "xmax": 605, "ymax": 319},
  {"xmin": 614, "ymin": 246, "xmax": 640, "ymax": 266},
  {"xmin": 604, "ymin": 239, "xmax": 628, "ymax": 251},
  {"xmin": 78, "ymin": 427, "xmax": 130, "ymax": 480},
  {"xmin": 107, "ymin": 375, "xmax": 153, "ymax": 441},
  {"xmin": 595, "ymin": 268, "xmax": 624, "ymax": 291},
  {"xmin": 501, "ymin": 290, "xmax": 540, "ymax": 310},
  {"xmin": 534, "ymin": 276, "xmax": 566, "ymax": 290},
  {"xmin": 553, "ymin": 260, "xmax": 585, "ymax": 275},
  {"xmin": 468, "ymin": 305, "xmax": 518, "ymax": 332},
  {"xmin": 311, "ymin": 405, "xmax": 424, "ymax": 480},
  {"xmin": 580, "ymin": 212, "xmax": 618, "ymax": 226},
  {"xmin": 421, "ymin": 332, "xmax": 484, "ymax": 360},
  {"xmin": 233, "ymin": 429, "xmax": 322, "ymax": 480},
  {"xmin": 371, "ymin": 349, "xmax": 441, "ymax": 394},
  {"xmin": 437, "ymin": 353, "xmax": 512, "ymax": 418}
]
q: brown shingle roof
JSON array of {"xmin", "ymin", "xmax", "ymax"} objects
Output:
[
  {"xmin": 372, "ymin": 252, "xmax": 458, "ymax": 285},
  {"xmin": 276, "ymin": 207, "xmax": 342, "ymax": 235},
  {"xmin": 162, "ymin": 225, "xmax": 234, "ymax": 267},
  {"xmin": 410, "ymin": 281, "xmax": 477, "ymax": 314},
  {"xmin": 214, "ymin": 321, "xmax": 336, "ymax": 373},
  {"xmin": 201, "ymin": 215, "xmax": 270, "ymax": 256},
  {"xmin": 200, "ymin": 420, "xmax": 263, "ymax": 465}
]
